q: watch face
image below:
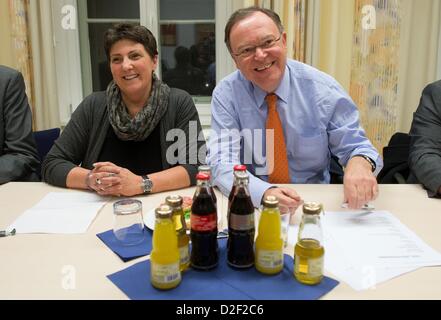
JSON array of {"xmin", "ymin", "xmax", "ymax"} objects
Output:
[{"xmin": 143, "ymin": 177, "xmax": 153, "ymax": 193}]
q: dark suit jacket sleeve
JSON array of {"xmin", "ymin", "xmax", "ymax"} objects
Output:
[
  {"xmin": 0, "ymin": 70, "xmax": 39, "ymax": 183},
  {"xmin": 409, "ymin": 81, "xmax": 441, "ymax": 196}
]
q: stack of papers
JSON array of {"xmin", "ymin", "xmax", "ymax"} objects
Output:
[
  {"xmin": 288, "ymin": 210, "xmax": 441, "ymax": 291},
  {"xmin": 8, "ymin": 192, "xmax": 108, "ymax": 234}
]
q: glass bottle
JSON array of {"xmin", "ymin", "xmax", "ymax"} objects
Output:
[
  {"xmin": 190, "ymin": 173, "xmax": 218, "ymax": 270},
  {"xmin": 294, "ymin": 202, "xmax": 325, "ymax": 285},
  {"xmin": 228, "ymin": 165, "xmax": 247, "ymax": 211},
  {"xmin": 166, "ymin": 195, "xmax": 190, "ymax": 272},
  {"xmin": 197, "ymin": 165, "xmax": 217, "ymax": 205},
  {"xmin": 150, "ymin": 205, "xmax": 181, "ymax": 290},
  {"xmin": 255, "ymin": 195, "xmax": 284, "ymax": 275},
  {"xmin": 227, "ymin": 171, "xmax": 255, "ymax": 268}
]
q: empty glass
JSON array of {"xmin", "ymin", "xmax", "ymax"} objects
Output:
[{"xmin": 113, "ymin": 199, "xmax": 145, "ymax": 246}]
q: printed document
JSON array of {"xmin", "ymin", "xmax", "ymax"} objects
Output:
[
  {"xmin": 288, "ymin": 211, "xmax": 441, "ymax": 290},
  {"xmin": 7, "ymin": 192, "xmax": 108, "ymax": 234}
]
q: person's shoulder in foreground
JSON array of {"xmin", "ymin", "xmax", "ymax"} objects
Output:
[
  {"xmin": 0, "ymin": 65, "xmax": 40, "ymax": 184},
  {"xmin": 408, "ymin": 79, "xmax": 441, "ymax": 197}
]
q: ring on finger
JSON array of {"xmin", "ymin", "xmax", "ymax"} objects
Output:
[{"xmin": 96, "ymin": 178, "xmax": 102, "ymax": 185}]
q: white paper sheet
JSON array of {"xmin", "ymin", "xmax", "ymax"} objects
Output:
[
  {"xmin": 8, "ymin": 192, "xmax": 108, "ymax": 234},
  {"xmin": 287, "ymin": 211, "xmax": 441, "ymax": 291}
]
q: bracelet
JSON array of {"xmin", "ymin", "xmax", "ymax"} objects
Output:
[{"xmin": 353, "ymin": 155, "xmax": 376, "ymax": 172}]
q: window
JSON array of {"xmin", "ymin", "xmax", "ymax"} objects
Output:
[
  {"xmin": 78, "ymin": 0, "xmax": 141, "ymax": 95},
  {"xmin": 58, "ymin": 0, "xmax": 235, "ymax": 127},
  {"xmin": 159, "ymin": 0, "xmax": 215, "ymax": 103}
]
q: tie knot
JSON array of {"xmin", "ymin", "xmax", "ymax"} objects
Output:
[{"xmin": 265, "ymin": 94, "xmax": 277, "ymax": 110}]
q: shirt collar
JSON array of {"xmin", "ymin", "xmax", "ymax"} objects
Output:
[{"xmin": 250, "ymin": 63, "xmax": 290, "ymax": 109}]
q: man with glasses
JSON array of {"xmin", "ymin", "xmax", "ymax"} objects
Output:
[{"xmin": 207, "ymin": 7, "xmax": 382, "ymax": 212}]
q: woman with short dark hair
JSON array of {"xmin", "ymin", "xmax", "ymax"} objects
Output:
[{"xmin": 43, "ymin": 24, "xmax": 205, "ymax": 196}]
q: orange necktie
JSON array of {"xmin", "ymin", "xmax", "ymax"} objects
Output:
[{"xmin": 265, "ymin": 94, "xmax": 291, "ymax": 184}]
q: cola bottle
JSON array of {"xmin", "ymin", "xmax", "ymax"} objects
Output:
[
  {"xmin": 227, "ymin": 170, "xmax": 255, "ymax": 268},
  {"xmin": 197, "ymin": 165, "xmax": 217, "ymax": 206},
  {"xmin": 228, "ymin": 164, "xmax": 247, "ymax": 212},
  {"xmin": 190, "ymin": 173, "xmax": 218, "ymax": 270}
]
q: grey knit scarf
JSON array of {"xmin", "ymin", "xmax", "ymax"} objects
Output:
[{"xmin": 106, "ymin": 74, "xmax": 170, "ymax": 141}]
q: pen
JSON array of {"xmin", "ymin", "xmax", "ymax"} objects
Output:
[{"xmin": 0, "ymin": 228, "xmax": 16, "ymax": 237}]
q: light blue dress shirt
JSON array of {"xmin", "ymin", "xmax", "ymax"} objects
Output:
[{"xmin": 207, "ymin": 59, "xmax": 383, "ymax": 207}]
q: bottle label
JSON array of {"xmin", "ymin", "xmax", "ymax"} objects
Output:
[
  {"xmin": 191, "ymin": 213, "xmax": 217, "ymax": 231},
  {"xmin": 179, "ymin": 245, "xmax": 190, "ymax": 265},
  {"xmin": 256, "ymin": 250, "xmax": 283, "ymax": 269},
  {"xmin": 296, "ymin": 256, "xmax": 324, "ymax": 277},
  {"xmin": 151, "ymin": 262, "xmax": 181, "ymax": 284},
  {"xmin": 230, "ymin": 212, "xmax": 255, "ymax": 230}
]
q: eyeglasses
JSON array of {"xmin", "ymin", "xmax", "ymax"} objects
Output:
[{"xmin": 232, "ymin": 33, "xmax": 282, "ymax": 58}]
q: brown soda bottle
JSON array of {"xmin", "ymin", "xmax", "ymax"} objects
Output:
[
  {"xmin": 197, "ymin": 165, "xmax": 217, "ymax": 206},
  {"xmin": 227, "ymin": 165, "xmax": 247, "ymax": 214},
  {"xmin": 190, "ymin": 173, "xmax": 218, "ymax": 270},
  {"xmin": 227, "ymin": 170, "xmax": 255, "ymax": 268}
]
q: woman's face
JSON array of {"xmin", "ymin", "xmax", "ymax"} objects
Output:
[{"xmin": 109, "ymin": 39, "xmax": 157, "ymax": 100}]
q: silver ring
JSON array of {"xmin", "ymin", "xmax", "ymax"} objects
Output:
[{"xmin": 96, "ymin": 178, "xmax": 102, "ymax": 185}]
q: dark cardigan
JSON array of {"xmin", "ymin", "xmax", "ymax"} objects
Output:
[{"xmin": 42, "ymin": 87, "xmax": 206, "ymax": 187}]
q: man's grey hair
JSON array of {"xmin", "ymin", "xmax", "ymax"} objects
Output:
[{"xmin": 224, "ymin": 6, "xmax": 284, "ymax": 53}]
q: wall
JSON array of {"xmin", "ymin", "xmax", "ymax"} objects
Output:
[
  {"xmin": 317, "ymin": 0, "xmax": 355, "ymax": 92},
  {"xmin": 0, "ymin": 0, "xmax": 15, "ymax": 67}
]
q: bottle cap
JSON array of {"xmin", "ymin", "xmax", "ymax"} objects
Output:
[
  {"xmin": 302, "ymin": 202, "xmax": 322, "ymax": 215},
  {"xmin": 233, "ymin": 164, "xmax": 247, "ymax": 171},
  {"xmin": 263, "ymin": 195, "xmax": 279, "ymax": 208},
  {"xmin": 165, "ymin": 195, "xmax": 183, "ymax": 207},
  {"xmin": 196, "ymin": 173, "xmax": 210, "ymax": 181},
  {"xmin": 155, "ymin": 205, "xmax": 172, "ymax": 219}
]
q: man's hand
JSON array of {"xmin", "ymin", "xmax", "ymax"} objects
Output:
[
  {"xmin": 343, "ymin": 156, "xmax": 379, "ymax": 209},
  {"xmin": 91, "ymin": 162, "xmax": 142, "ymax": 197},
  {"xmin": 263, "ymin": 187, "xmax": 303, "ymax": 215}
]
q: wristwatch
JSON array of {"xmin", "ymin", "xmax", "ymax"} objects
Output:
[
  {"xmin": 141, "ymin": 175, "xmax": 153, "ymax": 194},
  {"xmin": 353, "ymin": 155, "xmax": 376, "ymax": 172}
]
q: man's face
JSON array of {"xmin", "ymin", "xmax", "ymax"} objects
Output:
[{"xmin": 229, "ymin": 12, "xmax": 287, "ymax": 93}]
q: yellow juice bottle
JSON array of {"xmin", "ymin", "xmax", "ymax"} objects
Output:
[
  {"xmin": 166, "ymin": 195, "xmax": 190, "ymax": 272},
  {"xmin": 294, "ymin": 202, "xmax": 324, "ymax": 285},
  {"xmin": 255, "ymin": 196, "xmax": 284, "ymax": 275},
  {"xmin": 150, "ymin": 205, "xmax": 181, "ymax": 290}
]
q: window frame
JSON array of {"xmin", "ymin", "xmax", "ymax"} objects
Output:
[{"xmin": 54, "ymin": 0, "xmax": 236, "ymax": 127}]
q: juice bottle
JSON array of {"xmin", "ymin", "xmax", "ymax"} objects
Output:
[
  {"xmin": 166, "ymin": 195, "xmax": 190, "ymax": 272},
  {"xmin": 150, "ymin": 205, "xmax": 181, "ymax": 290},
  {"xmin": 294, "ymin": 202, "xmax": 324, "ymax": 285},
  {"xmin": 255, "ymin": 195, "xmax": 284, "ymax": 275}
]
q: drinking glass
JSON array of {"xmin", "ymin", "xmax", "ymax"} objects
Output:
[{"xmin": 113, "ymin": 199, "xmax": 145, "ymax": 246}]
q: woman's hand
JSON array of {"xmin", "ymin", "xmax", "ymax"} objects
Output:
[{"xmin": 91, "ymin": 162, "xmax": 143, "ymax": 197}]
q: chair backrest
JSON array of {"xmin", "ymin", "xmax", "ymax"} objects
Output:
[
  {"xmin": 377, "ymin": 132, "xmax": 411, "ymax": 184},
  {"xmin": 33, "ymin": 128, "xmax": 60, "ymax": 163},
  {"xmin": 330, "ymin": 154, "xmax": 344, "ymax": 184}
]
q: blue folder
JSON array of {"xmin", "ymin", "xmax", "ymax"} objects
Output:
[{"xmin": 107, "ymin": 239, "xmax": 339, "ymax": 300}]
